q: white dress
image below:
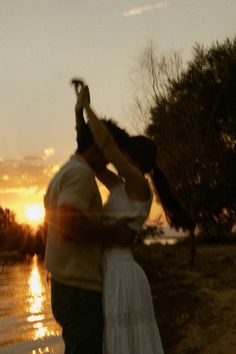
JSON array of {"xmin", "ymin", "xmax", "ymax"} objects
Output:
[{"xmin": 103, "ymin": 183, "xmax": 164, "ymax": 354}]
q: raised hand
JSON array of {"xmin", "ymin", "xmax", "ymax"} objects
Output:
[
  {"xmin": 75, "ymin": 85, "xmax": 91, "ymax": 113},
  {"xmin": 71, "ymin": 78, "xmax": 84, "ymax": 98}
]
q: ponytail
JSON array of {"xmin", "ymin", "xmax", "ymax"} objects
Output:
[{"xmin": 151, "ymin": 164, "xmax": 194, "ymax": 231}]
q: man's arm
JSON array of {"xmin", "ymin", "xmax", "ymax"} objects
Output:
[
  {"xmin": 55, "ymin": 164, "xmax": 134, "ymax": 246},
  {"xmin": 57, "ymin": 205, "xmax": 99, "ymax": 243},
  {"xmin": 57, "ymin": 205, "xmax": 135, "ymax": 246}
]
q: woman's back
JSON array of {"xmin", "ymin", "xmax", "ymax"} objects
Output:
[{"xmin": 104, "ymin": 182, "xmax": 152, "ymax": 232}]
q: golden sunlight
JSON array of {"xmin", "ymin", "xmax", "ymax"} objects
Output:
[
  {"xmin": 24, "ymin": 203, "xmax": 45, "ymax": 224},
  {"xmin": 27, "ymin": 255, "xmax": 50, "ymax": 340}
]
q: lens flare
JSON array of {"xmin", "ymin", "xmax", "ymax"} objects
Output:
[{"xmin": 24, "ymin": 204, "xmax": 45, "ymax": 223}]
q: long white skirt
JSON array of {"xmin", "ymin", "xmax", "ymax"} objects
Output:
[{"xmin": 103, "ymin": 248, "xmax": 164, "ymax": 354}]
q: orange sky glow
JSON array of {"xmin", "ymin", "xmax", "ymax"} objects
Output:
[
  {"xmin": 0, "ymin": 148, "xmax": 60, "ymax": 225},
  {"xmin": 1, "ymin": 0, "xmax": 235, "ymax": 230},
  {"xmin": 0, "ymin": 150, "xmax": 163, "ymax": 227}
]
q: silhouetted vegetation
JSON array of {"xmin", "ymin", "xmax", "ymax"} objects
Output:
[
  {"xmin": 0, "ymin": 206, "xmax": 45, "ymax": 257},
  {"xmin": 147, "ymin": 37, "xmax": 236, "ymax": 241},
  {"xmin": 131, "ymin": 37, "xmax": 236, "ymax": 247},
  {"xmin": 136, "ymin": 217, "xmax": 164, "ymax": 244}
]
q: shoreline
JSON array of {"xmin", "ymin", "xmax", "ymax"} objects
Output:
[
  {"xmin": 134, "ymin": 243, "xmax": 236, "ymax": 353},
  {"xmin": 1, "ymin": 243, "xmax": 236, "ymax": 353}
]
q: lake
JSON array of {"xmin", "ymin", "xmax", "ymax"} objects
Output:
[
  {"xmin": 0, "ymin": 255, "xmax": 64, "ymax": 353},
  {"xmin": 0, "ymin": 237, "xmax": 178, "ymax": 353}
]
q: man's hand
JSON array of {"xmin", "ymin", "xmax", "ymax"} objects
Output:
[{"xmin": 53, "ymin": 205, "xmax": 136, "ymax": 247}]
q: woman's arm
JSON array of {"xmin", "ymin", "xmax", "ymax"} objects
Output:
[
  {"xmin": 96, "ymin": 167, "xmax": 122, "ymax": 192},
  {"xmin": 80, "ymin": 86, "xmax": 150, "ymax": 201}
]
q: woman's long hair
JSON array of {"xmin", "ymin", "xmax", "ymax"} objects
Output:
[
  {"xmin": 151, "ymin": 164, "xmax": 194, "ymax": 231},
  {"xmin": 76, "ymin": 110, "xmax": 130, "ymax": 153},
  {"xmin": 125, "ymin": 136, "xmax": 194, "ymax": 231}
]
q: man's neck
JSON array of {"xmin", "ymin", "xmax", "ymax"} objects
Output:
[{"xmin": 75, "ymin": 149, "xmax": 94, "ymax": 170}]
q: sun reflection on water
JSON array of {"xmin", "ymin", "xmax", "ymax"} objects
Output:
[
  {"xmin": 27, "ymin": 255, "xmax": 58, "ymax": 340},
  {"xmin": 28, "ymin": 256, "xmax": 45, "ymax": 314}
]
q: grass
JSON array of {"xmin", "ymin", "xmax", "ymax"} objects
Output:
[{"xmin": 134, "ymin": 243, "xmax": 236, "ymax": 354}]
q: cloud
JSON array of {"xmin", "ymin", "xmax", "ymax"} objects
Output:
[
  {"xmin": 0, "ymin": 186, "xmax": 42, "ymax": 198},
  {"xmin": 0, "ymin": 149, "xmax": 62, "ymax": 221},
  {"xmin": 123, "ymin": 2, "xmax": 167, "ymax": 17},
  {"xmin": 43, "ymin": 164, "xmax": 60, "ymax": 178},
  {"xmin": 1, "ymin": 175, "xmax": 9, "ymax": 181},
  {"xmin": 0, "ymin": 148, "xmax": 58, "ymax": 190},
  {"xmin": 43, "ymin": 147, "xmax": 55, "ymax": 159}
]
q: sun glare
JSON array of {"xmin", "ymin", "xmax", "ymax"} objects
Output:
[{"xmin": 24, "ymin": 204, "xmax": 45, "ymax": 224}]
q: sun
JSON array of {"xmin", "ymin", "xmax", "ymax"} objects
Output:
[{"xmin": 24, "ymin": 204, "xmax": 45, "ymax": 224}]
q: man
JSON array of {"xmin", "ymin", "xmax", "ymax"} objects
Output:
[{"xmin": 44, "ymin": 102, "xmax": 129, "ymax": 354}]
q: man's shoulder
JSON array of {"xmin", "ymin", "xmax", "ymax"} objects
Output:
[
  {"xmin": 57, "ymin": 154, "xmax": 95, "ymax": 189},
  {"xmin": 66, "ymin": 153, "xmax": 90, "ymax": 169},
  {"xmin": 47, "ymin": 154, "xmax": 96, "ymax": 196},
  {"xmin": 56, "ymin": 154, "xmax": 87, "ymax": 174}
]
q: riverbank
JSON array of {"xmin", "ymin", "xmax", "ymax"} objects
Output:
[
  {"xmin": 1, "ymin": 243, "xmax": 235, "ymax": 353},
  {"xmin": 135, "ymin": 243, "xmax": 236, "ymax": 354}
]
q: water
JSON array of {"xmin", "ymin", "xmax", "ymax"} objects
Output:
[{"xmin": 0, "ymin": 256, "xmax": 64, "ymax": 353}]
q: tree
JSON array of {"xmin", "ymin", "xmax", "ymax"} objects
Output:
[
  {"xmin": 0, "ymin": 207, "xmax": 16, "ymax": 230},
  {"xmin": 0, "ymin": 207, "xmax": 18, "ymax": 250},
  {"xmin": 136, "ymin": 216, "xmax": 164, "ymax": 245},
  {"xmin": 147, "ymin": 37, "xmax": 236, "ymax": 244},
  {"xmin": 130, "ymin": 42, "xmax": 197, "ymax": 264},
  {"xmin": 0, "ymin": 206, "xmax": 46, "ymax": 256},
  {"xmin": 129, "ymin": 41, "xmax": 184, "ymax": 133},
  {"xmin": 34, "ymin": 223, "xmax": 46, "ymax": 256}
]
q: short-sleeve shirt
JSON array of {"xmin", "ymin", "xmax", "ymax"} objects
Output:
[{"xmin": 44, "ymin": 154, "xmax": 103, "ymax": 292}]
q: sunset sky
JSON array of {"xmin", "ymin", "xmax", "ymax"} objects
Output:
[{"xmin": 0, "ymin": 0, "xmax": 235, "ymax": 225}]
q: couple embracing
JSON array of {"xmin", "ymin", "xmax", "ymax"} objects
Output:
[{"xmin": 44, "ymin": 79, "xmax": 182, "ymax": 354}]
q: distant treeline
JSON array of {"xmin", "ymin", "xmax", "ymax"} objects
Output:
[
  {"xmin": 0, "ymin": 206, "xmax": 165, "ymax": 257},
  {"xmin": 0, "ymin": 207, "xmax": 45, "ymax": 257}
]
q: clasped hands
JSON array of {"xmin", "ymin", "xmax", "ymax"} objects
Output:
[{"xmin": 71, "ymin": 78, "xmax": 90, "ymax": 113}]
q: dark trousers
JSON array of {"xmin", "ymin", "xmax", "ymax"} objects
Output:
[{"xmin": 51, "ymin": 278, "xmax": 103, "ymax": 354}]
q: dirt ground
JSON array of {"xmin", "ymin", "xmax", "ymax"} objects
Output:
[{"xmin": 134, "ymin": 243, "xmax": 236, "ymax": 354}]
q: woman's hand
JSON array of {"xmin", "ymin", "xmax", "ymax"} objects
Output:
[
  {"xmin": 75, "ymin": 85, "xmax": 91, "ymax": 113},
  {"xmin": 71, "ymin": 78, "xmax": 84, "ymax": 95}
]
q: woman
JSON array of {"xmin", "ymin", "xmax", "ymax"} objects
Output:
[{"xmin": 73, "ymin": 80, "xmax": 192, "ymax": 354}]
